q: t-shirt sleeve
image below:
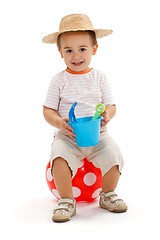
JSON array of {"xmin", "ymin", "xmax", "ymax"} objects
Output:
[
  {"xmin": 100, "ymin": 74, "xmax": 116, "ymax": 105},
  {"xmin": 43, "ymin": 77, "xmax": 60, "ymax": 110}
]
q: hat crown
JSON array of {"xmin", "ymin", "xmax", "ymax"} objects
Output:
[{"xmin": 59, "ymin": 14, "xmax": 94, "ymax": 32}]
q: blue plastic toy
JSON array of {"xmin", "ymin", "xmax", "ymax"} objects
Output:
[
  {"xmin": 68, "ymin": 102, "xmax": 104, "ymax": 147},
  {"xmin": 68, "ymin": 102, "xmax": 77, "ymax": 123}
]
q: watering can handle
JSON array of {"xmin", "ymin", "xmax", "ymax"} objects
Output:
[{"xmin": 68, "ymin": 102, "xmax": 77, "ymax": 123}]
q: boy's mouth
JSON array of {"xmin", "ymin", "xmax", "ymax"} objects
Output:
[{"xmin": 72, "ymin": 61, "xmax": 84, "ymax": 66}]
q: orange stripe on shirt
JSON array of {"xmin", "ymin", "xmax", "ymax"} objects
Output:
[{"xmin": 66, "ymin": 67, "xmax": 92, "ymax": 75}]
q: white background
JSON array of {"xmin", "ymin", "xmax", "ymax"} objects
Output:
[{"xmin": 0, "ymin": 0, "xmax": 160, "ymax": 238}]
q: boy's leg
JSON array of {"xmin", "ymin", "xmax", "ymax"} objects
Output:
[
  {"xmin": 51, "ymin": 157, "xmax": 76, "ymax": 222},
  {"xmin": 89, "ymin": 133, "xmax": 127, "ymax": 213},
  {"xmin": 52, "ymin": 157, "xmax": 74, "ymax": 199},
  {"xmin": 102, "ymin": 165, "xmax": 120, "ymax": 193},
  {"xmin": 48, "ymin": 133, "xmax": 85, "ymax": 222}
]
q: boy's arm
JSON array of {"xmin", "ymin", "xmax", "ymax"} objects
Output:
[
  {"xmin": 101, "ymin": 104, "xmax": 116, "ymax": 126},
  {"xmin": 43, "ymin": 107, "xmax": 75, "ymax": 140}
]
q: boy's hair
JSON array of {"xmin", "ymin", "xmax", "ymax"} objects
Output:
[{"xmin": 57, "ymin": 30, "xmax": 97, "ymax": 48}]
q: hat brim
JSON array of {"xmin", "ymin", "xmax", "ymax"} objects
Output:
[{"xmin": 42, "ymin": 29, "xmax": 113, "ymax": 44}]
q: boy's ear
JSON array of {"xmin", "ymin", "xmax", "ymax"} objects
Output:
[
  {"xmin": 92, "ymin": 44, "xmax": 98, "ymax": 55},
  {"xmin": 58, "ymin": 48, "xmax": 63, "ymax": 58}
]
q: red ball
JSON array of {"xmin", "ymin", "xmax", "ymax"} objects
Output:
[{"xmin": 46, "ymin": 158, "xmax": 102, "ymax": 202}]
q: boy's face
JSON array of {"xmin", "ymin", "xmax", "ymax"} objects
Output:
[{"xmin": 58, "ymin": 31, "xmax": 98, "ymax": 72}]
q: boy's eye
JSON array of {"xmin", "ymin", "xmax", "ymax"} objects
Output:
[
  {"xmin": 80, "ymin": 48, "xmax": 86, "ymax": 52},
  {"xmin": 66, "ymin": 49, "xmax": 72, "ymax": 53}
]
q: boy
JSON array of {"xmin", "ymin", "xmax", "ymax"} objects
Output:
[{"xmin": 43, "ymin": 13, "xmax": 127, "ymax": 222}]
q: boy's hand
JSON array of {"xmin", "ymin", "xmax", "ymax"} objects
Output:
[
  {"xmin": 101, "ymin": 110, "xmax": 110, "ymax": 126},
  {"xmin": 60, "ymin": 118, "xmax": 76, "ymax": 141}
]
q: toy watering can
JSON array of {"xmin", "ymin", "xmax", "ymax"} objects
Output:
[{"xmin": 68, "ymin": 102, "xmax": 105, "ymax": 147}]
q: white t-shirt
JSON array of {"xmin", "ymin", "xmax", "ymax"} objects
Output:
[{"xmin": 43, "ymin": 68, "xmax": 115, "ymax": 119}]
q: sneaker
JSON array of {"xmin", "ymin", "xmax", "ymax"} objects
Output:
[
  {"xmin": 52, "ymin": 198, "xmax": 76, "ymax": 222},
  {"xmin": 99, "ymin": 191, "xmax": 127, "ymax": 213}
]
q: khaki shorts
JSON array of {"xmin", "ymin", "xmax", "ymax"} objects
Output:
[{"xmin": 49, "ymin": 130, "xmax": 124, "ymax": 177}]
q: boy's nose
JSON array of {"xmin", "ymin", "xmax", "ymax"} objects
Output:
[{"xmin": 72, "ymin": 52, "xmax": 81, "ymax": 60}]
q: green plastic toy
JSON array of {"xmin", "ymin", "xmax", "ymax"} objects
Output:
[{"xmin": 91, "ymin": 103, "xmax": 106, "ymax": 120}]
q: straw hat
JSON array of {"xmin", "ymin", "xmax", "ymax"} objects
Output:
[{"xmin": 42, "ymin": 13, "xmax": 113, "ymax": 44}]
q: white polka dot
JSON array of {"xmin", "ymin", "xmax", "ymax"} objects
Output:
[
  {"xmin": 72, "ymin": 186, "xmax": 81, "ymax": 198},
  {"xmin": 46, "ymin": 168, "xmax": 53, "ymax": 181},
  {"xmin": 92, "ymin": 188, "xmax": 102, "ymax": 199},
  {"xmin": 83, "ymin": 172, "xmax": 97, "ymax": 186},
  {"xmin": 52, "ymin": 189, "xmax": 60, "ymax": 198}
]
